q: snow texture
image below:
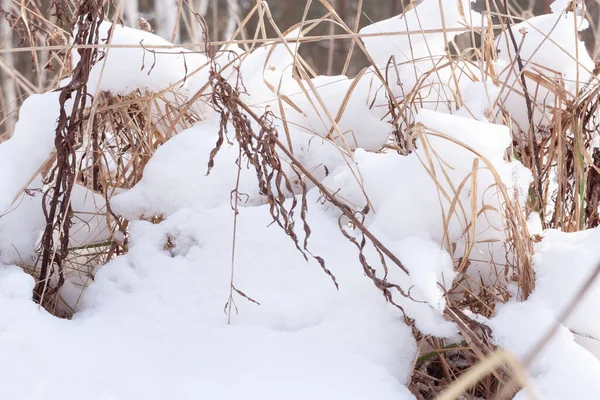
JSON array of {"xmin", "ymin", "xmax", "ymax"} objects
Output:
[{"xmin": 2, "ymin": 1, "xmax": 600, "ymax": 398}]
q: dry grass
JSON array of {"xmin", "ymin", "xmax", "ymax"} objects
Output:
[{"xmin": 2, "ymin": 0, "xmax": 600, "ymax": 399}]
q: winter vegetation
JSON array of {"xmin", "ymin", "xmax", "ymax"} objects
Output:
[{"xmin": 2, "ymin": 0, "xmax": 600, "ymax": 398}]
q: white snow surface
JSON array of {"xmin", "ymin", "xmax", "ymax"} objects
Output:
[
  {"xmin": 532, "ymin": 228, "xmax": 600, "ymax": 338},
  {"xmin": 486, "ymin": 223, "xmax": 600, "ymax": 399},
  {"xmin": 76, "ymin": 22, "xmax": 209, "ymax": 96},
  {"xmin": 2, "ymin": 4, "xmax": 600, "ymax": 399},
  {"xmin": 0, "ymin": 92, "xmax": 63, "ymax": 214},
  {"xmin": 494, "ymin": 9, "xmax": 594, "ymax": 132},
  {"xmin": 359, "ymin": 0, "xmax": 486, "ymax": 116},
  {"xmin": 490, "ymin": 299, "xmax": 600, "ymax": 400},
  {"xmin": 0, "ymin": 205, "xmax": 418, "ymax": 400}
]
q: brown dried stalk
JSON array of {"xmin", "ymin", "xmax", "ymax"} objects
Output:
[{"xmin": 34, "ymin": 0, "xmax": 105, "ymax": 303}]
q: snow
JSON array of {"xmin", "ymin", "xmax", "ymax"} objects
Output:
[
  {"xmin": 283, "ymin": 73, "xmax": 392, "ymax": 150},
  {"xmin": 359, "ymin": 0, "xmax": 485, "ymax": 117},
  {"xmin": 0, "ymin": 265, "xmax": 36, "ymax": 300},
  {"xmin": 111, "ymin": 118, "xmax": 262, "ymax": 220},
  {"xmin": 229, "ymin": 29, "xmax": 391, "ymax": 151},
  {"xmin": 494, "ymin": 9, "xmax": 593, "ymax": 133},
  {"xmin": 0, "ymin": 93, "xmax": 70, "ymax": 267},
  {"xmin": 70, "ymin": 184, "xmax": 111, "ymax": 247},
  {"xmin": 531, "ymin": 228, "xmax": 600, "ymax": 339},
  {"xmin": 0, "ymin": 177, "xmax": 45, "ymax": 266},
  {"xmin": 360, "ymin": 0, "xmax": 483, "ymax": 67},
  {"xmin": 489, "ymin": 299, "xmax": 600, "ymax": 399},
  {"xmin": 550, "ymin": 0, "xmax": 583, "ymax": 14},
  {"xmin": 327, "ymin": 109, "xmax": 532, "ymax": 298},
  {"xmin": 0, "ymin": 204, "xmax": 418, "ymax": 400},
  {"xmin": 486, "ymin": 223, "xmax": 600, "ymax": 399},
  {"xmin": 2, "ymin": 4, "xmax": 600, "ymax": 399},
  {"xmin": 76, "ymin": 22, "xmax": 209, "ymax": 96},
  {"xmin": 395, "ymin": 236, "xmax": 454, "ymax": 313},
  {"xmin": 0, "ymin": 92, "xmax": 63, "ymax": 214}
]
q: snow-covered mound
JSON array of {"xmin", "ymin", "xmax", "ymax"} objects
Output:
[{"xmin": 1, "ymin": 0, "xmax": 600, "ymax": 398}]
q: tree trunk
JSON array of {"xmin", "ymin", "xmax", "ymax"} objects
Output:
[
  {"xmin": 1, "ymin": 0, "xmax": 17, "ymax": 138},
  {"xmin": 224, "ymin": 0, "xmax": 240, "ymax": 40},
  {"xmin": 124, "ymin": 0, "xmax": 139, "ymax": 28},
  {"xmin": 196, "ymin": 0, "xmax": 209, "ymax": 16},
  {"xmin": 155, "ymin": 0, "xmax": 179, "ymax": 41}
]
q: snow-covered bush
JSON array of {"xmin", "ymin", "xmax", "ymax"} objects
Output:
[{"xmin": 1, "ymin": 0, "xmax": 600, "ymax": 398}]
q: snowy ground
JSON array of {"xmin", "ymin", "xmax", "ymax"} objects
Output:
[{"xmin": 2, "ymin": 0, "xmax": 600, "ymax": 399}]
